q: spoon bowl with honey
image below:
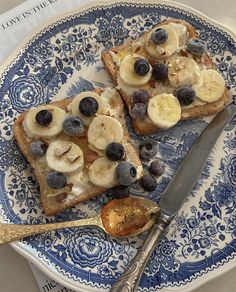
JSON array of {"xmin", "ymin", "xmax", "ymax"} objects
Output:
[{"xmin": 0, "ymin": 197, "xmax": 160, "ymax": 244}]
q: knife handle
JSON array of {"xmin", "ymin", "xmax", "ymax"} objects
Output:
[{"xmin": 110, "ymin": 214, "xmax": 171, "ymax": 292}]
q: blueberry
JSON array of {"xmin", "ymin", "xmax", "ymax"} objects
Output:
[
  {"xmin": 47, "ymin": 172, "xmax": 67, "ymax": 189},
  {"xmin": 151, "ymin": 28, "xmax": 168, "ymax": 44},
  {"xmin": 187, "ymin": 38, "xmax": 206, "ymax": 56},
  {"xmin": 106, "ymin": 142, "xmax": 125, "ymax": 161},
  {"xmin": 115, "ymin": 161, "xmax": 137, "ymax": 186},
  {"xmin": 79, "ymin": 97, "xmax": 98, "ymax": 116},
  {"xmin": 139, "ymin": 139, "xmax": 158, "ymax": 160},
  {"xmin": 131, "ymin": 103, "xmax": 147, "ymax": 120},
  {"xmin": 134, "ymin": 59, "xmax": 150, "ymax": 76},
  {"xmin": 152, "ymin": 63, "xmax": 168, "ymax": 80},
  {"xmin": 35, "ymin": 110, "xmax": 53, "ymax": 126},
  {"xmin": 29, "ymin": 140, "xmax": 47, "ymax": 157},
  {"xmin": 62, "ymin": 116, "xmax": 84, "ymax": 136},
  {"xmin": 176, "ymin": 86, "xmax": 196, "ymax": 105},
  {"xmin": 149, "ymin": 159, "xmax": 165, "ymax": 176},
  {"xmin": 108, "ymin": 185, "xmax": 130, "ymax": 199},
  {"xmin": 133, "ymin": 90, "xmax": 149, "ymax": 104},
  {"xmin": 140, "ymin": 175, "xmax": 157, "ymax": 192}
]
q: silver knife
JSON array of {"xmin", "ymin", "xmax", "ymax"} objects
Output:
[{"xmin": 110, "ymin": 103, "xmax": 236, "ymax": 292}]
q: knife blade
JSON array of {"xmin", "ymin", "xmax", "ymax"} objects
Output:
[
  {"xmin": 110, "ymin": 103, "xmax": 236, "ymax": 292},
  {"xmin": 160, "ymin": 103, "xmax": 236, "ymax": 217}
]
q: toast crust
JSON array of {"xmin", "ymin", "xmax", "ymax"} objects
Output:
[
  {"xmin": 101, "ymin": 19, "xmax": 229, "ymax": 135},
  {"xmin": 14, "ymin": 89, "xmax": 142, "ymax": 215}
]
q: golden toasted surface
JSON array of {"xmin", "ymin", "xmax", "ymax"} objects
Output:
[
  {"xmin": 101, "ymin": 18, "xmax": 229, "ymax": 135},
  {"xmin": 13, "ymin": 89, "xmax": 142, "ymax": 215}
]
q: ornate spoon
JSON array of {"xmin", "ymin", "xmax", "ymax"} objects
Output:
[{"xmin": 0, "ymin": 196, "xmax": 160, "ymax": 244}]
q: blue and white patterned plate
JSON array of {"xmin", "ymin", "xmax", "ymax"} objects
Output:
[{"xmin": 0, "ymin": 1, "xmax": 235, "ymax": 291}]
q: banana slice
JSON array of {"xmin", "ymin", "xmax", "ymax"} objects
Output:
[
  {"xmin": 147, "ymin": 94, "xmax": 181, "ymax": 129},
  {"xmin": 168, "ymin": 56, "xmax": 201, "ymax": 88},
  {"xmin": 168, "ymin": 22, "xmax": 187, "ymax": 41},
  {"xmin": 119, "ymin": 54, "xmax": 152, "ymax": 87},
  {"xmin": 193, "ymin": 69, "xmax": 225, "ymax": 103},
  {"xmin": 69, "ymin": 169, "xmax": 90, "ymax": 188},
  {"xmin": 87, "ymin": 115, "xmax": 124, "ymax": 150},
  {"xmin": 88, "ymin": 157, "xmax": 118, "ymax": 188},
  {"xmin": 24, "ymin": 105, "xmax": 66, "ymax": 139},
  {"xmin": 46, "ymin": 140, "xmax": 84, "ymax": 174},
  {"xmin": 145, "ymin": 25, "xmax": 179, "ymax": 59},
  {"xmin": 71, "ymin": 91, "xmax": 107, "ymax": 126}
]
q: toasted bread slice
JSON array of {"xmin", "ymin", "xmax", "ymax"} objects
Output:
[
  {"xmin": 14, "ymin": 88, "xmax": 142, "ymax": 216},
  {"xmin": 101, "ymin": 19, "xmax": 229, "ymax": 135}
]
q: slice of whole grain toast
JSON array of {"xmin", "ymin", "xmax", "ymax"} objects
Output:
[
  {"xmin": 101, "ymin": 19, "xmax": 229, "ymax": 135},
  {"xmin": 13, "ymin": 88, "xmax": 142, "ymax": 216}
]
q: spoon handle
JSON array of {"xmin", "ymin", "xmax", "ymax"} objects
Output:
[
  {"xmin": 110, "ymin": 214, "xmax": 170, "ymax": 292},
  {"xmin": 0, "ymin": 216, "xmax": 101, "ymax": 244}
]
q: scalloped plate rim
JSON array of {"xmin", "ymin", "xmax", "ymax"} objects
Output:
[{"xmin": 0, "ymin": 0, "xmax": 235, "ymax": 291}]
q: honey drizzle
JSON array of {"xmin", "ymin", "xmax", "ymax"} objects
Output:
[{"xmin": 101, "ymin": 198, "xmax": 150, "ymax": 237}]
